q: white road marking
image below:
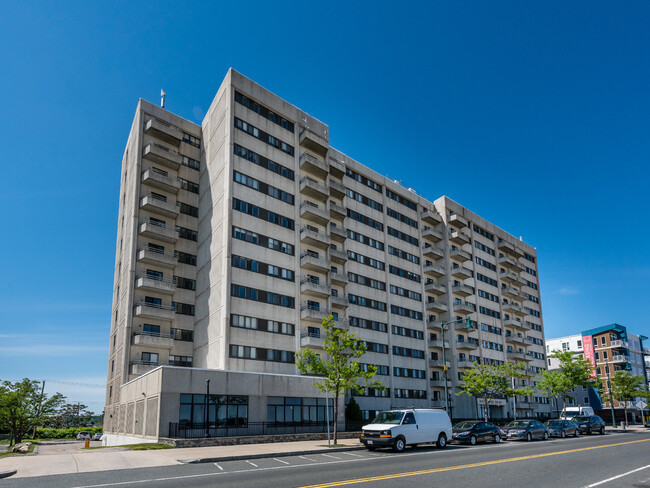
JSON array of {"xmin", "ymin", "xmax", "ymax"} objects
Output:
[
  {"xmin": 584, "ymin": 464, "xmax": 650, "ymax": 487},
  {"xmin": 274, "ymin": 457, "xmax": 290, "ymax": 464},
  {"xmin": 246, "ymin": 460, "xmax": 258, "ymax": 468},
  {"xmin": 214, "ymin": 463, "xmax": 223, "ymax": 470},
  {"xmin": 342, "ymin": 452, "xmax": 363, "ymax": 457},
  {"xmin": 299, "ymin": 455, "xmax": 317, "ymax": 462},
  {"xmin": 320, "ymin": 454, "xmax": 340, "ymax": 459}
]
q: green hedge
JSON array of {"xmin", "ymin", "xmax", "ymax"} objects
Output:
[{"xmin": 32, "ymin": 427, "xmax": 103, "ymax": 439}]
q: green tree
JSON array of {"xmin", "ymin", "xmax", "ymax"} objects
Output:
[
  {"xmin": 541, "ymin": 350, "xmax": 596, "ymax": 417},
  {"xmin": 457, "ymin": 362, "xmax": 531, "ymax": 421},
  {"xmin": 538, "ymin": 369, "xmax": 574, "ymax": 417},
  {"xmin": 345, "ymin": 397, "xmax": 363, "ymax": 424},
  {"xmin": 296, "ymin": 315, "xmax": 384, "ymax": 444},
  {"xmin": 609, "ymin": 372, "xmax": 648, "ymax": 428},
  {"xmin": 47, "ymin": 403, "xmax": 95, "ymax": 428},
  {"xmin": 0, "ymin": 379, "xmax": 65, "ymax": 445}
]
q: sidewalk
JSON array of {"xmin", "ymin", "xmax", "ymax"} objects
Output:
[{"xmin": 0, "ymin": 438, "xmax": 363, "ymax": 479}]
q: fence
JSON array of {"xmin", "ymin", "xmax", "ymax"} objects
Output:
[{"xmin": 168, "ymin": 421, "xmax": 338, "ymax": 439}]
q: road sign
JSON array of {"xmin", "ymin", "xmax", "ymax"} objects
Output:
[{"xmin": 636, "ymin": 401, "xmax": 647, "ymax": 409}]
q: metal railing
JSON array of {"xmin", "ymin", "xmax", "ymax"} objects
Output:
[
  {"xmin": 133, "ymin": 331, "xmax": 174, "ymax": 339},
  {"xmin": 169, "ymin": 421, "xmax": 334, "ymax": 439}
]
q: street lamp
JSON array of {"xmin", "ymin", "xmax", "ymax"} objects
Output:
[
  {"xmin": 604, "ymin": 363, "xmax": 616, "ymax": 428},
  {"xmin": 438, "ymin": 316, "xmax": 473, "ymax": 417}
]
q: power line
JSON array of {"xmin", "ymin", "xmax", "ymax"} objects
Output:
[{"xmin": 42, "ymin": 379, "xmax": 105, "ymax": 389}]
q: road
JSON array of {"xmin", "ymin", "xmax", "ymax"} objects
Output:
[{"xmin": 3, "ymin": 432, "xmax": 650, "ymax": 488}]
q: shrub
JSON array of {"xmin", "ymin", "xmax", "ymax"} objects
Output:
[{"xmin": 32, "ymin": 427, "xmax": 103, "ymax": 439}]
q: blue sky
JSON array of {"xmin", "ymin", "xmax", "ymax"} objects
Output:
[{"xmin": 1, "ymin": 1, "xmax": 649, "ymax": 412}]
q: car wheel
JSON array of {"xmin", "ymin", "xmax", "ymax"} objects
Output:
[
  {"xmin": 561, "ymin": 430, "xmax": 566, "ymax": 438},
  {"xmin": 600, "ymin": 427, "xmax": 605, "ymax": 435},
  {"xmin": 573, "ymin": 430, "xmax": 578, "ymax": 437},
  {"xmin": 494, "ymin": 434, "xmax": 501, "ymax": 444},
  {"xmin": 367, "ymin": 446, "xmax": 376, "ymax": 451},
  {"xmin": 526, "ymin": 433, "xmax": 532, "ymax": 442},
  {"xmin": 393, "ymin": 437, "xmax": 406, "ymax": 453},
  {"xmin": 470, "ymin": 435, "xmax": 477, "ymax": 446},
  {"xmin": 543, "ymin": 432, "xmax": 549, "ymax": 440},
  {"xmin": 587, "ymin": 427, "xmax": 592, "ymax": 435},
  {"xmin": 436, "ymin": 433, "xmax": 447, "ymax": 449}
]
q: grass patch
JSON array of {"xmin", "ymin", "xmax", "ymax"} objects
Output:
[
  {"xmin": 0, "ymin": 442, "xmax": 37, "ymax": 457},
  {"xmin": 83, "ymin": 443, "xmax": 173, "ymax": 451}
]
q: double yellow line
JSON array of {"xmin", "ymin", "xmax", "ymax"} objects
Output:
[{"xmin": 298, "ymin": 438, "xmax": 650, "ymax": 488}]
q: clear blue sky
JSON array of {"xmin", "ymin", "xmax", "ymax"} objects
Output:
[{"xmin": 1, "ymin": 0, "xmax": 648, "ymax": 413}]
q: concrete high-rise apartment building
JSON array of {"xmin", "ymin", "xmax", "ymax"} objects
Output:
[{"xmin": 104, "ymin": 69, "xmax": 549, "ymax": 443}]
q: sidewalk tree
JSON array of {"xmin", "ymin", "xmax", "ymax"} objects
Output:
[
  {"xmin": 540, "ymin": 350, "xmax": 596, "ymax": 417},
  {"xmin": 0, "ymin": 378, "xmax": 65, "ymax": 445},
  {"xmin": 457, "ymin": 362, "xmax": 531, "ymax": 422},
  {"xmin": 609, "ymin": 372, "xmax": 647, "ymax": 428},
  {"xmin": 296, "ymin": 315, "xmax": 384, "ymax": 444},
  {"xmin": 538, "ymin": 369, "xmax": 574, "ymax": 417}
]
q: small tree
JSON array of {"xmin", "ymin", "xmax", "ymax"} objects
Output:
[
  {"xmin": 0, "ymin": 379, "xmax": 65, "ymax": 445},
  {"xmin": 296, "ymin": 315, "xmax": 384, "ymax": 444},
  {"xmin": 345, "ymin": 397, "xmax": 363, "ymax": 425},
  {"xmin": 47, "ymin": 403, "xmax": 95, "ymax": 428},
  {"xmin": 609, "ymin": 372, "xmax": 647, "ymax": 428},
  {"xmin": 538, "ymin": 369, "xmax": 574, "ymax": 417},
  {"xmin": 457, "ymin": 362, "xmax": 531, "ymax": 422}
]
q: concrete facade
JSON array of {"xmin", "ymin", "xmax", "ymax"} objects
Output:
[{"xmin": 105, "ymin": 69, "xmax": 551, "ymax": 441}]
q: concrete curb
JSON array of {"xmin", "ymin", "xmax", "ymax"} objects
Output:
[
  {"xmin": 178, "ymin": 445, "xmax": 366, "ymax": 464},
  {"xmin": 0, "ymin": 469, "xmax": 17, "ymax": 479}
]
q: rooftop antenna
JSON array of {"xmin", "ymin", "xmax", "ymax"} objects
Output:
[{"xmin": 160, "ymin": 89, "xmax": 166, "ymax": 109}]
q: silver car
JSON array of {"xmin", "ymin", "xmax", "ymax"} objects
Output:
[
  {"xmin": 544, "ymin": 419, "xmax": 578, "ymax": 438},
  {"xmin": 501, "ymin": 420, "xmax": 548, "ymax": 441},
  {"xmin": 76, "ymin": 431, "xmax": 91, "ymax": 441}
]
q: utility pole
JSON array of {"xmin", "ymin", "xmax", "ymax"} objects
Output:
[{"xmin": 32, "ymin": 380, "xmax": 45, "ymax": 439}]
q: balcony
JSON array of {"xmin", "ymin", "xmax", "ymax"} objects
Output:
[
  {"xmin": 457, "ymin": 360, "xmax": 474, "ymax": 369},
  {"xmin": 130, "ymin": 361, "xmax": 161, "ymax": 376},
  {"xmin": 132, "ymin": 332, "xmax": 173, "ymax": 349},
  {"xmin": 300, "ymin": 251, "xmax": 330, "ymax": 272},
  {"xmin": 506, "ymin": 350, "xmax": 527, "ymax": 361},
  {"xmin": 300, "ymin": 201, "xmax": 329, "ymax": 225},
  {"xmin": 141, "ymin": 168, "xmax": 180, "ymax": 194},
  {"xmin": 429, "ymin": 340, "xmax": 450, "ymax": 349},
  {"xmin": 502, "ymin": 302, "xmax": 523, "ymax": 315},
  {"xmin": 139, "ymin": 193, "xmax": 179, "ymax": 218},
  {"xmin": 422, "ymin": 245, "xmax": 444, "ymax": 261},
  {"xmin": 429, "ymin": 359, "xmax": 451, "ymax": 369},
  {"xmin": 611, "ymin": 355, "xmax": 630, "ymax": 363},
  {"xmin": 328, "ymin": 200, "xmax": 346, "ymax": 219},
  {"xmin": 449, "ymin": 230, "xmax": 470, "ymax": 246},
  {"xmin": 453, "ymin": 302, "xmax": 476, "ymax": 315},
  {"xmin": 300, "ymin": 176, "xmax": 329, "ymax": 201},
  {"xmin": 456, "ymin": 340, "xmax": 478, "ymax": 350},
  {"xmin": 448, "ymin": 214, "xmax": 468, "ymax": 229},
  {"xmin": 498, "ymin": 239, "xmax": 524, "ymax": 258},
  {"xmin": 300, "ymin": 332, "xmax": 324, "ymax": 349},
  {"xmin": 451, "ymin": 265, "xmax": 472, "ymax": 280},
  {"xmin": 423, "ymin": 263, "xmax": 445, "ymax": 278},
  {"xmin": 450, "ymin": 248, "xmax": 472, "ymax": 263},
  {"xmin": 452, "ymin": 283, "xmax": 474, "ymax": 297},
  {"xmin": 430, "ymin": 379, "xmax": 446, "ymax": 388},
  {"xmin": 138, "ymin": 220, "xmax": 178, "ymax": 243},
  {"xmin": 425, "ymin": 281, "xmax": 447, "ymax": 295},
  {"xmin": 329, "ymin": 247, "xmax": 347, "ymax": 264},
  {"xmin": 142, "ymin": 142, "xmax": 181, "ymax": 170},
  {"xmin": 299, "ymin": 152, "xmax": 328, "ymax": 178},
  {"xmin": 144, "ymin": 117, "xmax": 182, "ymax": 146},
  {"xmin": 300, "ymin": 226, "xmax": 330, "ymax": 249},
  {"xmin": 329, "ymin": 179, "xmax": 346, "ymax": 199},
  {"xmin": 426, "ymin": 300, "xmax": 448, "ymax": 313},
  {"xmin": 330, "ymin": 271, "xmax": 348, "ymax": 285},
  {"xmin": 610, "ymin": 340, "xmax": 629, "ymax": 349},
  {"xmin": 329, "ymin": 223, "xmax": 346, "ymax": 242},
  {"xmin": 300, "ymin": 303, "xmax": 330, "ymax": 323},
  {"xmin": 133, "ymin": 303, "xmax": 175, "ymax": 321},
  {"xmin": 420, "ymin": 208, "xmax": 442, "ymax": 225},
  {"xmin": 330, "ymin": 295, "xmax": 348, "ymax": 308},
  {"xmin": 505, "ymin": 334, "xmax": 527, "ymax": 345},
  {"xmin": 504, "ymin": 318, "xmax": 526, "ymax": 330},
  {"xmin": 501, "ymin": 286, "xmax": 521, "ymax": 299},
  {"xmin": 137, "ymin": 247, "xmax": 177, "ymax": 269},
  {"xmin": 299, "ymin": 127, "xmax": 329, "ymax": 156},
  {"xmin": 329, "ymin": 157, "xmax": 346, "ymax": 179},
  {"xmin": 300, "ymin": 277, "xmax": 331, "ymax": 298},
  {"xmin": 135, "ymin": 276, "xmax": 175, "ymax": 295},
  {"xmin": 500, "ymin": 271, "xmax": 520, "ymax": 285},
  {"xmin": 422, "ymin": 226, "xmax": 444, "ymax": 243}
]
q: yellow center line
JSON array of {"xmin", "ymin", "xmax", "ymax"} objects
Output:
[{"xmin": 298, "ymin": 438, "xmax": 650, "ymax": 488}]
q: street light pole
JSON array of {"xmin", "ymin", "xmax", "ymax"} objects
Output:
[
  {"xmin": 605, "ymin": 363, "xmax": 616, "ymax": 428},
  {"xmin": 437, "ymin": 316, "xmax": 473, "ymax": 416}
]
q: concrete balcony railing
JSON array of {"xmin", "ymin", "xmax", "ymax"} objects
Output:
[
  {"xmin": 135, "ymin": 275, "xmax": 175, "ymax": 295},
  {"xmin": 300, "ymin": 332, "xmax": 324, "ymax": 349},
  {"xmin": 451, "ymin": 265, "xmax": 472, "ymax": 280},
  {"xmin": 505, "ymin": 334, "xmax": 527, "ymax": 345},
  {"xmin": 498, "ymin": 239, "xmax": 524, "ymax": 258},
  {"xmin": 132, "ymin": 332, "xmax": 173, "ymax": 349},
  {"xmin": 300, "ymin": 176, "xmax": 329, "ymax": 201},
  {"xmin": 500, "ymin": 271, "xmax": 520, "ymax": 285},
  {"xmin": 130, "ymin": 361, "xmax": 162, "ymax": 376},
  {"xmin": 133, "ymin": 302, "xmax": 175, "ymax": 321},
  {"xmin": 300, "ymin": 226, "xmax": 330, "ymax": 249},
  {"xmin": 329, "ymin": 247, "xmax": 347, "ymax": 264},
  {"xmin": 425, "ymin": 281, "xmax": 447, "ymax": 295},
  {"xmin": 501, "ymin": 286, "xmax": 521, "ymax": 299},
  {"xmin": 430, "ymin": 379, "xmax": 446, "ymax": 388},
  {"xmin": 299, "ymin": 127, "xmax": 329, "ymax": 156},
  {"xmin": 503, "ymin": 318, "xmax": 526, "ymax": 330},
  {"xmin": 300, "ymin": 201, "xmax": 329, "ymax": 225},
  {"xmin": 142, "ymin": 142, "xmax": 181, "ymax": 170},
  {"xmin": 140, "ymin": 193, "xmax": 180, "ymax": 218},
  {"xmin": 328, "ymin": 157, "xmax": 346, "ymax": 179},
  {"xmin": 450, "ymin": 248, "xmax": 472, "ymax": 263},
  {"xmin": 429, "ymin": 359, "xmax": 451, "ymax": 369},
  {"xmin": 300, "ymin": 251, "xmax": 330, "ymax": 272},
  {"xmin": 448, "ymin": 230, "xmax": 470, "ymax": 246},
  {"xmin": 429, "ymin": 340, "xmax": 450, "ymax": 349},
  {"xmin": 144, "ymin": 117, "xmax": 182, "ymax": 146},
  {"xmin": 452, "ymin": 283, "xmax": 474, "ymax": 297},
  {"xmin": 138, "ymin": 219, "xmax": 178, "ymax": 243},
  {"xmin": 422, "ymin": 226, "xmax": 444, "ymax": 243},
  {"xmin": 502, "ymin": 302, "xmax": 523, "ymax": 315},
  {"xmin": 137, "ymin": 247, "xmax": 177, "ymax": 269},
  {"xmin": 420, "ymin": 208, "xmax": 442, "ymax": 225},
  {"xmin": 453, "ymin": 302, "xmax": 476, "ymax": 315},
  {"xmin": 506, "ymin": 350, "xmax": 527, "ymax": 361},
  {"xmin": 448, "ymin": 214, "xmax": 468, "ymax": 229},
  {"xmin": 329, "ymin": 180, "xmax": 346, "ymax": 199},
  {"xmin": 456, "ymin": 340, "xmax": 478, "ymax": 350},
  {"xmin": 300, "ymin": 277, "xmax": 331, "ymax": 298},
  {"xmin": 329, "ymin": 223, "xmax": 347, "ymax": 242},
  {"xmin": 426, "ymin": 300, "xmax": 448, "ymax": 313},
  {"xmin": 141, "ymin": 168, "xmax": 180, "ymax": 194},
  {"xmin": 299, "ymin": 152, "xmax": 328, "ymax": 178},
  {"xmin": 457, "ymin": 360, "xmax": 475, "ymax": 369},
  {"xmin": 300, "ymin": 303, "xmax": 331, "ymax": 323},
  {"xmin": 423, "ymin": 263, "xmax": 445, "ymax": 278},
  {"xmin": 330, "ymin": 295, "xmax": 349, "ymax": 308},
  {"xmin": 422, "ymin": 245, "xmax": 444, "ymax": 260},
  {"xmin": 328, "ymin": 200, "xmax": 346, "ymax": 219},
  {"xmin": 330, "ymin": 271, "xmax": 348, "ymax": 285}
]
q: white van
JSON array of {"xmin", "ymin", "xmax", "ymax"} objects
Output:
[
  {"xmin": 561, "ymin": 406, "xmax": 594, "ymax": 419},
  {"xmin": 360, "ymin": 409, "xmax": 452, "ymax": 452}
]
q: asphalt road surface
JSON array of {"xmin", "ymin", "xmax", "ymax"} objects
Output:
[{"xmin": 4, "ymin": 432, "xmax": 650, "ymax": 488}]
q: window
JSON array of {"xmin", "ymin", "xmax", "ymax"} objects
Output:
[
  {"xmin": 235, "ymin": 91, "xmax": 294, "ymax": 132},
  {"xmin": 347, "ymin": 209, "xmax": 383, "ymax": 230},
  {"xmin": 179, "ymin": 178, "xmax": 199, "ymax": 194},
  {"xmin": 173, "ymin": 302, "xmax": 195, "ymax": 316},
  {"xmin": 171, "ymin": 328, "xmax": 194, "ymax": 341},
  {"xmin": 347, "ymin": 250, "xmax": 385, "ymax": 270},
  {"xmin": 349, "ymin": 317, "xmax": 388, "ymax": 332},
  {"xmin": 266, "ymin": 396, "xmax": 331, "ymax": 424},
  {"xmin": 475, "ymin": 241, "xmax": 495, "ymax": 256},
  {"xmin": 177, "ymin": 251, "xmax": 197, "ymax": 266},
  {"xmin": 234, "ymin": 117, "xmax": 294, "ymax": 155},
  {"xmin": 387, "ymin": 208, "xmax": 418, "ymax": 229},
  {"xmin": 234, "ymin": 144, "xmax": 294, "ymax": 180},
  {"xmin": 348, "ymin": 294, "xmax": 387, "ymax": 311},
  {"xmin": 389, "ymin": 265, "xmax": 420, "ymax": 283},
  {"xmin": 473, "ymin": 225, "xmax": 494, "ymax": 241},
  {"xmin": 231, "ymin": 284, "xmax": 294, "ymax": 308},
  {"xmin": 234, "ymin": 170, "xmax": 294, "ymax": 204},
  {"xmin": 174, "ymin": 276, "xmax": 196, "ymax": 291},
  {"xmin": 348, "ymin": 272, "xmax": 386, "ymax": 291},
  {"xmin": 479, "ymin": 306, "xmax": 500, "ymax": 319},
  {"xmin": 179, "ymin": 394, "xmax": 248, "ymax": 427},
  {"xmin": 390, "ymin": 285, "xmax": 421, "ymax": 301},
  {"xmin": 387, "ymin": 227, "xmax": 419, "ymax": 247},
  {"xmin": 477, "ymin": 273, "xmax": 498, "ymax": 287},
  {"xmin": 169, "ymin": 355, "xmax": 193, "ymax": 367},
  {"xmin": 392, "ymin": 346, "xmax": 425, "ymax": 358},
  {"xmin": 390, "ymin": 305, "xmax": 423, "ymax": 320},
  {"xmin": 346, "ymin": 168, "xmax": 381, "ymax": 192},
  {"xmin": 388, "ymin": 246, "xmax": 420, "ymax": 264},
  {"xmin": 347, "ymin": 229, "xmax": 384, "ymax": 250},
  {"xmin": 141, "ymin": 352, "xmax": 159, "ymax": 365},
  {"xmin": 180, "ymin": 155, "xmax": 200, "ymax": 171},
  {"xmin": 385, "ymin": 189, "xmax": 417, "ymax": 210},
  {"xmin": 476, "ymin": 257, "xmax": 497, "ymax": 271},
  {"xmin": 182, "ymin": 133, "xmax": 200, "ymax": 147},
  {"xmin": 179, "ymin": 202, "xmax": 199, "ymax": 218},
  {"xmin": 232, "ymin": 254, "xmax": 294, "ymax": 281},
  {"xmin": 177, "ymin": 226, "xmax": 198, "ymax": 241},
  {"xmin": 233, "ymin": 198, "xmax": 294, "ymax": 230},
  {"xmin": 391, "ymin": 325, "xmax": 424, "ymax": 340}
]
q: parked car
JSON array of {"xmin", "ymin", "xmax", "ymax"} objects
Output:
[
  {"xmin": 501, "ymin": 420, "xmax": 548, "ymax": 441},
  {"xmin": 544, "ymin": 419, "xmax": 578, "ymax": 438},
  {"xmin": 360, "ymin": 408, "xmax": 452, "ymax": 452},
  {"xmin": 92, "ymin": 433, "xmax": 103, "ymax": 441},
  {"xmin": 452, "ymin": 421, "xmax": 503, "ymax": 445},
  {"xmin": 76, "ymin": 431, "xmax": 91, "ymax": 441},
  {"xmin": 572, "ymin": 415, "xmax": 606, "ymax": 435},
  {"xmin": 560, "ymin": 406, "xmax": 594, "ymax": 419}
]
